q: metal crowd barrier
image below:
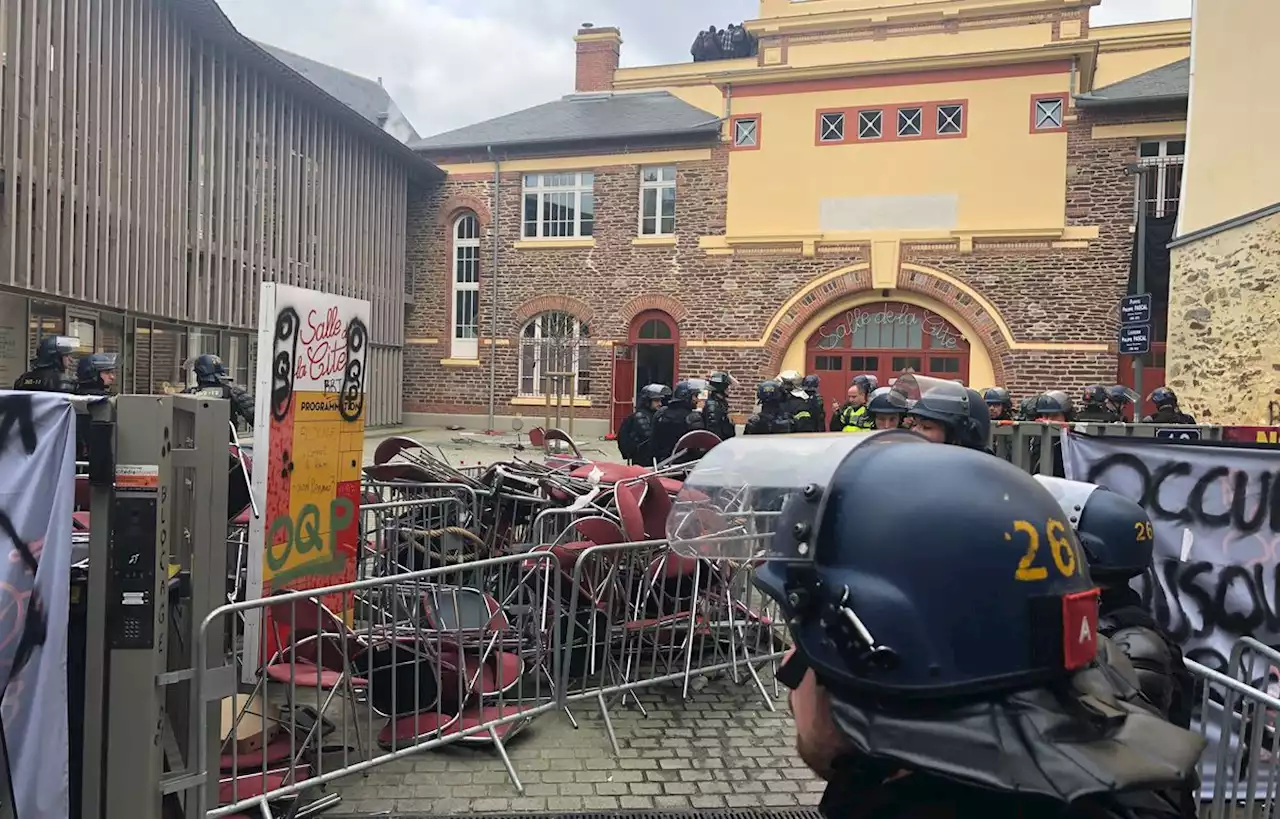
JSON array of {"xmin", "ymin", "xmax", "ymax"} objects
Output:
[{"xmin": 990, "ymin": 422, "xmax": 1224, "ymax": 474}]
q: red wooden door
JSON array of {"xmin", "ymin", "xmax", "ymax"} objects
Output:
[
  {"xmin": 1117, "ymin": 343, "xmax": 1166, "ymax": 420},
  {"xmin": 610, "ymin": 343, "xmax": 635, "ymax": 436}
]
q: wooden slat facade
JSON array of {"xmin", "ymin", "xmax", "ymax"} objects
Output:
[{"xmin": 0, "ymin": 0, "xmax": 429, "ymax": 426}]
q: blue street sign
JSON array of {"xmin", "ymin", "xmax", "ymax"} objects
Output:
[
  {"xmin": 1120, "ymin": 293, "xmax": 1152, "ymax": 326},
  {"xmin": 1119, "ymin": 324, "xmax": 1150, "ymax": 355},
  {"xmin": 1156, "ymin": 428, "xmax": 1201, "ymax": 441}
]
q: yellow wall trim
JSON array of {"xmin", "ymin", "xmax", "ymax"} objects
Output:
[
  {"xmin": 1092, "ymin": 121, "xmax": 1186, "ymax": 140},
  {"xmin": 510, "ymin": 396, "xmax": 592, "ymax": 408},
  {"xmin": 440, "ymin": 149, "xmax": 714, "ymax": 176},
  {"xmin": 631, "ymin": 236, "xmax": 678, "ymax": 246},
  {"xmin": 573, "ymin": 31, "xmax": 622, "ymax": 44},
  {"xmin": 439, "ymin": 358, "xmax": 481, "ymax": 368},
  {"xmin": 513, "ymin": 238, "xmax": 596, "ymax": 250},
  {"xmin": 405, "ymin": 337, "xmax": 440, "ymax": 345},
  {"xmin": 481, "ymin": 338, "xmax": 511, "ymax": 347}
]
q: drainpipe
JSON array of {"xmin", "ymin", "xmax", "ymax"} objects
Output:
[
  {"xmin": 487, "ymin": 146, "xmax": 500, "ymax": 432},
  {"xmin": 723, "ymin": 82, "xmax": 732, "ymax": 121}
]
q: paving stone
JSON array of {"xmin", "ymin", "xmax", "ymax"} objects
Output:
[{"xmin": 619, "ymin": 795, "xmax": 655, "ymax": 809}]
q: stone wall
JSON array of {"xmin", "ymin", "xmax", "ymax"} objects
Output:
[
  {"xmin": 404, "ymin": 107, "xmax": 1175, "ymax": 428},
  {"xmin": 1166, "ymin": 208, "xmax": 1280, "ymax": 424}
]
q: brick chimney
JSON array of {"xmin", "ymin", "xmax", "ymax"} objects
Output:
[{"xmin": 574, "ymin": 23, "xmax": 622, "ymax": 93}]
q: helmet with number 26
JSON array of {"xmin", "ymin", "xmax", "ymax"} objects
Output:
[{"xmin": 667, "ymin": 431, "xmax": 1099, "ymax": 700}]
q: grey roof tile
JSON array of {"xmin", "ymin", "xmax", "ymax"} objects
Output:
[
  {"xmin": 411, "ymin": 91, "xmax": 722, "ymax": 152},
  {"xmin": 1077, "ymin": 58, "xmax": 1190, "ymax": 106}
]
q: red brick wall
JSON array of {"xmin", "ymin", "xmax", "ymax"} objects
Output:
[
  {"xmin": 574, "ymin": 29, "xmax": 621, "ymax": 93},
  {"xmin": 405, "ymin": 104, "xmax": 1184, "ymax": 422}
]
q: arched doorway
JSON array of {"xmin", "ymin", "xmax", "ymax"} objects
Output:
[
  {"xmin": 610, "ymin": 310, "xmax": 680, "ymax": 434},
  {"xmin": 805, "ymin": 302, "xmax": 970, "ymax": 404}
]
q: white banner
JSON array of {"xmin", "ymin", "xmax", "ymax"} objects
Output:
[
  {"xmin": 0, "ymin": 392, "xmax": 75, "ymax": 819},
  {"xmin": 1063, "ymin": 432, "xmax": 1279, "ymax": 800}
]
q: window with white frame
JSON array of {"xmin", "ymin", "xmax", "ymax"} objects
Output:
[
  {"xmin": 819, "ymin": 112, "xmax": 845, "ymax": 143},
  {"xmin": 640, "ymin": 166, "xmax": 677, "ymax": 236},
  {"xmin": 936, "ymin": 104, "xmax": 964, "ymax": 135},
  {"xmin": 522, "ymin": 172, "xmax": 594, "ymax": 239},
  {"xmin": 1033, "ymin": 97, "xmax": 1064, "ymax": 130},
  {"xmin": 519, "ymin": 312, "xmax": 592, "ymax": 397},
  {"xmin": 732, "ymin": 117, "xmax": 759, "ymax": 148},
  {"xmin": 858, "ymin": 110, "xmax": 883, "ymax": 140},
  {"xmin": 896, "ymin": 107, "xmax": 922, "ymax": 138},
  {"xmin": 451, "ymin": 213, "xmax": 480, "ymax": 358},
  {"xmin": 1138, "ymin": 139, "xmax": 1186, "ymax": 218}
]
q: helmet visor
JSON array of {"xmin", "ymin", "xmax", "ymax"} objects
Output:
[
  {"xmin": 889, "ymin": 374, "xmax": 970, "ymax": 415},
  {"xmin": 1110, "ymin": 386, "xmax": 1140, "ymax": 403},
  {"xmin": 666, "ymin": 432, "xmax": 881, "ymax": 563},
  {"xmin": 54, "ymin": 335, "xmax": 80, "ymax": 355},
  {"xmin": 1032, "ymin": 476, "xmax": 1100, "ymax": 530}
]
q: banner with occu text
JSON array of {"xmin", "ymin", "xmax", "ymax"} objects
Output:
[{"xmin": 1063, "ymin": 432, "xmax": 1280, "ymax": 801}]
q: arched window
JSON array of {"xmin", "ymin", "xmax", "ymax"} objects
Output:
[
  {"xmin": 519, "ymin": 311, "xmax": 591, "ymax": 397},
  {"xmin": 451, "ymin": 213, "xmax": 480, "ymax": 359}
]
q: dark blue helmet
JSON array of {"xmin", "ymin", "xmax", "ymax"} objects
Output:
[
  {"xmin": 77, "ymin": 352, "xmax": 119, "ymax": 385},
  {"xmin": 671, "ymin": 380, "xmax": 698, "ymax": 406},
  {"xmin": 33, "ymin": 335, "xmax": 78, "ymax": 369},
  {"xmin": 1034, "ymin": 390, "xmax": 1073, "ymax": 417},
  {"xmin": 963, "ymin": 387, "xmax": 991, "ymax": 450},
  {"xmin": 895, "ymin": 375, "xmax": 987, "ymax": 449},
  {"xmin": 1149, "ymin": 387, "xmax": 1177, "ymax": 409},
  {"xmin": 1108, "ymin": 385, "xmax": 1138, "ymax": 409},
  {"xmin": 756, "ymin": 380, "xmax": 782, "ymax": 405},
  {"xmin": 669, "ymin": 433, "xmax": 1099, "ymax": 700},
  {"xmin": 851, "ymin": 374, "xmax": 877, "ymax": 396},
  {"xmin": 638, "ymin": 383, "xmax": 667, "ymax": 408},
  {"xmin": 192, "ymin": 353, "xmax": 229, "ymax": 386},
  {"xmin": 801, "ymin": 374, "xmax": 820, "ymax": 394},
  {"xmin": 1035, "ymin": 477, "xmax": 1153, "ymax": 580},
  {"xmin": 708, "ymin": 372, "xmax": 733, "ymax": 392},
  {"xmin": 1082, "ymin": 385, "xmax": 1108, "ymax": 406},
  {"xmin": 865, "ymin": 387, "xmax": 901, "ymax": 416},
  {"xmin": 983, "ymin": 387, "xmax": 1011, "ymax": 407}
]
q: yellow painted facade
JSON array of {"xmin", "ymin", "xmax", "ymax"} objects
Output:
[{"xmin": 1177, "ymin": 0, "xmax": 1280, "ymax": 235}]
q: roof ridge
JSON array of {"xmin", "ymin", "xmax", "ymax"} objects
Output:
[{"xmin": 255, "ymin": 40, "xmax": 387, "ymax": 93}]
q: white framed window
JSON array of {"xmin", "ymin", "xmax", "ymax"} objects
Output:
[
  {"xmin": 818, "ymin": 112, "xmax": 845, "ymax": 143},
  {"xmin": 522, "ymin": 172, "xmax": 594, "ymax": 239},
  {"xmin": 519, "ymin": 312, "xmax": 592, "ymax": 398},
  {"xmin": 451, "ymin": 213, "xmax": 480, "ymax": 359},
  {"xmin": 936, "ymin": 104, "xmax": 964, "ymax": 135},
  {"xmin": 639, "ymin": 166, "xmax": 677, "ymax": 236},
  {"xmin": 1138, "ymin": 139, "xmax": 1186, "ymax": 218},
  {"xmin": 1033, "ymin": 97, "xmax": 1064, "ymax": 130},
  {"xmin": 896, "ymin": 107, "xmax": 922, "ymax": 138},
  {"xmin": 857, "ymin": 110, "xmax": 883, "ymax": 140},
  {"xmin": 732, "ymin": 117, "xmax": 759, "ymax": 148}
]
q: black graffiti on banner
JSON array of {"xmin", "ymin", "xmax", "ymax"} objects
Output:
[
  {"xmin": 0, "ymin": 395, "xmax": 38, "ymax": 458},
  {"xmin": 271, "ymin": 307, "xmax": 301, "ymax": 422},
  {"xmin": 338, "ymin": 317, "xmax": 366, "ymax": 424},
  {"xmin": 1086, "ymin": 453, "xmax": 1280, "ymax": 534}
]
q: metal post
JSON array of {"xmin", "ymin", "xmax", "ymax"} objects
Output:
[
  {"xmin": 486, "ymin": 149, "xmax": 501, "ymax": 433},
  {"xmin": 1134, "ymin": 172, "xmax": 1148, "ymax": 414}
]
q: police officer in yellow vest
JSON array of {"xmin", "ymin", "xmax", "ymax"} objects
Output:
[{"xmin": 829, "ymin": 374, "xmax": 877, "ymax": 432}]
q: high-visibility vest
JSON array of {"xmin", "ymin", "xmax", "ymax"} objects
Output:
[{"xmin": 840, "ymin": 405, "xmax": 868, "ymax": 432}]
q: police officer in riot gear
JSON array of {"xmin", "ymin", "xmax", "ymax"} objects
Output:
[
  {"xmin": 1107, "ymin": 385, "xmax": 1138, "ymax": 421},
  {"xmin": 1143, "ymin": 387, "xmax": 1196, "ymax": 424},
  {"xmin": 865, "ymin": 386, "xmax": 907, "ymax": 431},
  {"xmin": 1016, "ymin": 394, "xmax": 1037, "ymax": 421},
  {"xmin": 1035, "ymin": 476, "xmax": 1193, "ymax": 730},
  {"xmin": 185, "ymin": 354, "xmax": 255, "ymax": 426},
  {"xmin": 618, "ymin": 384, "xmax": 666, "ymax": 466},
  {"xmin": 893, "ymin": 376, "xmax": 990, "ymax": 450},
  {"xmin": 701, "ymin": 372, "xmax": 736, "ymax": 440},
  {"xmin": 668, "ymin": 434, "xmax": 1203, "ymax": 819},
  {"xmin": 791, "ymin": 375, "xmax": 826, "ymax": 433},
  {"xmin": 744, "ymin": 380, "xmax": 793, "ymax": 435},
  {"xmin": 14, "ymin": 335, "xmax": 78, "ymax": 392},
  {"xmin": 651, "ymin": 380, "xmax": 702, "ymax": 462},
  {"xmin": 1077, "ymin": 385, "xmax": 1121, "ymax": 422},
  {"xmin": 76, "ymin": 353, "xmax": 119, "ymax": 396},
  {"xmin": 830, "ymin": 374, "xmax": 877, "ymax": 431},
  {"xmin": 983, "ymin": 386, "xmax": 1014, "ymax": 421},
  {"xmin": 1028, "ymin": 390, "xmax": 1073, "ymax": 477}
]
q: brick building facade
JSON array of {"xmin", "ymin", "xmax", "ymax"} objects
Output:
[{"xmin": 402, "ymin": 6, "xmax": 1191, "ymax": 433}]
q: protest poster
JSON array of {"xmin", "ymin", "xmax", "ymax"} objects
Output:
[
  {"xmin": 1063, "ymin": 432, "xmax": 1280, "ymax": 800},
  {"xmin": 243, "ymin": 284, "xmax": 371, "ymax": 676},
  {"xmin": 0, "ymin": 392, "xmax": 76, "ymax": 819}
]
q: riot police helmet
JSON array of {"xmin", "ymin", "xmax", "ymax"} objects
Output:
[
  {"xmin": 893, "ymin": 374, "xmax": 982, "ymax": 447},
  {"xmin": 1017, "ymin": 395, "xmax": 1037, "ymax": 420},
  {"xmin": 851, "ymin": 374, "xmax": 878, "ymax": 397},
  {"xmin": 33, "ymin": 335, "xmax": 79, "ymax": 370},
  {"xmin": 707, "ymin": 372, "xmax": 734, "ymax": 393},
  {"xmin": 637, "ymin": 383, "xmax": 667, "ymax": 409},
  {"xmin": 192, "ymin": 353, "xmax": 230, "ymax": 386},
  {"xmin": 983, "ymin": 387, "xmax": 1011, "ymax": 407},
  {"xmin": 962, "ymin": 387, "xmax": 992, "ymax": 450},
  {"xmin": 77, "ymin": 352, "xmax": 119, "ymax": 386},
  {"xmin": 1082, "ymin": 385, "xmax": 1108, "ymax": 406},
  {"xmin": 1033, "ymin": 390, "xmax": 1073, "ymax": 419},
  {"xmin": 800, "ymin": 374, "xmax": 820, "ymax": 394},
  {"xmin": 865, "ymin": 387, "xmax": 901, "ymax": 416},
  {"xmin": 670, "ymin": 380, "xmax": 699, "ymax": 406},
  {"xmin": 1034, "ymin": 476, "xmax": 1154, "ymax": 581},
  {"xmin": 667, "ymin": 433, "xmax": 1099, "ymax": 700},
  {"xmin": 1149, "ymin": 386, "xmax": 1178, "ymax": 409},
  {"xmin": 659, "ymin": 385, "xmax": 673, "ymax": 405},
  {"xmin": 777, "ymin": 370, "xmax": 801, "ymax": 390},
  {"xmin": 756, "ymin": 380, "xmax": 782, "ymax": 405}
]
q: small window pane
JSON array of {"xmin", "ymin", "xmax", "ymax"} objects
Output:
[
  {"xmin": 815, "ymin": 356, "xmax": 843, "ymax": 371},
  {"xmin": 819, "ymin": 112, "xmax": 845, "ymax": 143},
  {"xmin": 1034, "ymin": 98, "xmax": 1063, "ymax": 130},
  {"xmin": 929, "ymin": 357, "xmax": 960, "ymax": 373},
  {"xmin": 897, "ymin": 108, "xmax": 922, "ymax": 137},
  {"xmin": 893, "ymin": 356, "xmax": 922, "ymax": 372},
  {"xmin": 523, "ymin": 194, "xmax": 538, "ymax": 237},
  {"xmin": 661, "ymin": 167, "xmax": 676, "ymax": 182},
  {"xmin": 642, "ymin": 168, "xmax": 660, "ymax": 183},
  {"xmin": 639, "ymin": 319, "xmax": 672, "ymax": 340},
  {"xmin": 660, "ymin": 187, "xmax": 676, "ymax": 218},
  {"xmin": 848, "ymin": 356, "xmax": 879, "ymax": 371},
  {"xmin": 734, "ymin": 118, "xmax": 758, "ymax": 147},
  {"xmin": 580, "ymin": 192, "xmax": 595, "ymax": 236},
  {"xmin": 1139, "ymin": 142, "xmax": 1160, "ymax": 158},
  {"xmin": 1167, "ymin": 140, "xmax": 1186, "ymax": 156},
  {"xmin": 858, "ymin": 110, "xmax": 882, "ymax": 140},
  {"xmin": 523, "ymin": 173, "xmax": 539, "ymax": 187},
  {"xmin": 936, "ymin": 104, "xmax": 963, "ymax": 135}
]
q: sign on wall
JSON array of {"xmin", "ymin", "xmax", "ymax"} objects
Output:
[
  {"xmin": 1063, "ymin": 433, "xmax": 1280, "ymax": 799},
  {"xmin": 0, "ymin": 393, "xmax": 76, "ymax": 819},
  {"xmin": 244, "ymin": 284, "xmax": 370, "ymax": 670}
]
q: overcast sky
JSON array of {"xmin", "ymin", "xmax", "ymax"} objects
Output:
[{"xmin": 215, "ymin": 0, "xmax": 1193, "ymax": 138}]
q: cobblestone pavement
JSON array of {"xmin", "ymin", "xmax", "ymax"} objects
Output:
[{"xmin": 329, "ymin": 676, "xmax": 822, "ymax": 816}]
